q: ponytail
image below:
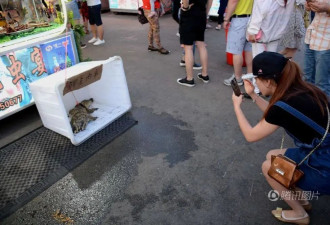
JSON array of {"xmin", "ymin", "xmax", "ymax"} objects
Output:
[{"xmin": 263, "ymin": 60, "xmax": 328, "ymax": 118}]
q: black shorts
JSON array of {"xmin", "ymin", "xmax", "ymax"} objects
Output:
[
  {"xmin": 179, "ymin": 9, "xmax": 206, "ymax": 45},
  {"xmin": 88, "ymin": 4, "xmax": 102, "ymax": 26}
]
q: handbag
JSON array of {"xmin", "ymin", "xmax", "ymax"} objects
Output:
[
  {"xmin": 268, "ymin": 154, "xmax": 304, "ymax": 189},
  {"xmin": 138, "ymin": 7, "xmax": 148, "ymax": 25},
  {"xmin": 268, "ymin": 104, "xmax": 330, "ymax": 189}
]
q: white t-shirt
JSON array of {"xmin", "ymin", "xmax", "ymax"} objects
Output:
[
  {"xmin": 87, "ymin": 0, "xmax": 101, "ymax": 6},
  {"xmin": 247, "ymin": 0, "xmax": 294, "ymax": 43}
]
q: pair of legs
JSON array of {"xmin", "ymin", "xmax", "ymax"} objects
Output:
[
  {"xmin": 144, "ymin": 9, "xmax": 168, "ymax": 54},
  {"xmin": 90, "ymin": 24, "xmax": 104, "ymax": 40},
  {"xmin": 279, "ymin": 5, "xmax": 305, "ymax": 59},
  {"xmin": 88, "ymin": 4, "xmax": 104, "ymax": 42},
  {"xmin": 250, "ymin": 41, "xmax": 279, "ymax": 93},
  {"xmin": 216, "ymin": 0, "xmax": 228, "ymax": 29},
  {"xmin": 232, "ymin": 52, "xmax": 252, "ymax": 80},
  {"xmin": 184, "ymin": 41, "xmax": 208, "ymax": 80},
  {"xmin": 304, "ymin": 44, "xmax": 330, "ymax": 96},
  {"xmin": 262, "ymin": 149, "xmax": 309, "ymax": 220},
  {"xmin": 226, "ymin": 17, "xmax": 253, "ymax": 82},
  {"xmin": 80, "ymin": 2, "xmax": 89, "ymax": 33},
  {"xmin": 280, "ymin": 48, "xmax": 298, "ymax": 58}
]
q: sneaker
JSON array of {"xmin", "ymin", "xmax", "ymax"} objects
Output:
[
  {"xmin": 93, "ymin": 39, "xmax": 105, "ymax": 46},
  {"xmin": 215, "ymin": 25, "xmax": 221, "ymax": 30},
  {"xmin": 148, "ymin": 46, "xmax": 158, "ymax": 51},
  {"xmin": 158, "ymin": 47, "xmax": 169, "ymax": 55},
  {"xmin": 88, "ymin": 37, "xmax": 98, "ymax": 43},
  {"xmin": 224, "ymin": 74, "xmax": 243, "ymax": 86},
  {"xmin": 206, "ymin": 23, "xmax": 212, "ymax": 29},
  {"xmin": 193, "ymin": 63, "xmax": 202, "ymax": 70},
  {"xmin": 176, "ymin": 32, "xmax": 180, "ymax": 37},
  {"xmin": 179, "ymin": 60, "xmax": 185, "ymax": 67},
  {"xmin": 177, "ymin": 77, "xmax": 195, "ymax": 87},
  {"xmin": 197, "ymin": 73, "xmax": 209, "ymax": 83},
  {"xmin": 179, "ymin": 60, "xmax": 202, "ymax": 70},
  {"xmin": 80, "ymin": 43, "xmax": 87, "ymax": 49}
]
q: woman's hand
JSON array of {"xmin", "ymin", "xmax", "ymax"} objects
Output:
[
  {"xmin": 181, "ymin": 3, "xmax": 194, "ymax": 11},
  {"xmin": 305, "ymin": 1, "xmax": 311, "ymax": 11},
  {"xmin": 309, "ymin": 1, "xmax": 330, "ymax": 13},
  {"xmin": 243, "ymin": 79, "xmax": 255, "ymax": 96},
  {"xmin": 248, "ymin": 34, "xmax": 256, "ymax": 43},
  {"xmin": 232, "ymin": 92, "xmax": 243, "ymax": 108}
]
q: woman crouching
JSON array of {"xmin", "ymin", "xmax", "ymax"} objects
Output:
[{"xmin": 232, "ymin": 51, "xmax": 330, "ymax": 225}]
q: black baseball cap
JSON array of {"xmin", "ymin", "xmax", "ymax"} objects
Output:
[{"xmin": 252, "ymin": 51, "xmax": 289, "ymax": 82}]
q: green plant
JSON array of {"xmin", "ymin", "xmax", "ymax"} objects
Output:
[{"xmin": 73, "ymin": 24, "xmax": 85, "ymax": 38}]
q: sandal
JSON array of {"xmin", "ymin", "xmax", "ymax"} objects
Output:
[{"xmin": 271, "ymin": 207, "xmax": 310, "ymax": 225}]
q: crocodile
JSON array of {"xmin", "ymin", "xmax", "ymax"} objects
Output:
[{"xmin": 69, "ymin": 98, "xmax": 98, "ymax": 134}]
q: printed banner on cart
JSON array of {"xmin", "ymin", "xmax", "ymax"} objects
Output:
[{"xmin": 0, "ymin": 35, "xmax": 77, "ymax": 119}]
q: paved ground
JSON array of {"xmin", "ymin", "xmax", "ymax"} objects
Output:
[{"xmin": 1, "ymin": 12, "xmax": 329, "ymax": 225}]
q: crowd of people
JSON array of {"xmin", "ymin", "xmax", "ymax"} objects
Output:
[
  {"xmin": 67, "ymin": 0, "xmax": 105, "ymax": 46},
  {"xmin": 66, "ymin": 0, "xmax": 330, "ymax": 224},
  {"xmin": 222, "ymin": 1, "xmax": 329, "ymax": 225},
  {"xmin": 63, "ymin": 0, "xmax": 330, "ymax": 223},
  {"xmin": 136, "ymin": 0, "xmax": 329, "ymax": 97},
  {"xmin": 139, "ymin": 0, "xmax": 329, "ymax": 224}
]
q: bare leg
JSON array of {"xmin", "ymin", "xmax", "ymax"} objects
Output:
[
  {"xmin": 196, "ymin": 41, "xmax": 208, "ymax": 76},
  {"xmin": 244, "ymin": 51, "xmax": 253, "ymax": 74},
  {"xmin": 279, "ymin": 48, "xmax": 288, "ymax": 56},
  {"xmin": 184, "ymin": 45, "xmax": 194, "ymax": 81},
  {"xmin": 90, "ymin": 24, "xmax": 97, "ymax": 39},
  {"xmin": 97, "ymin": 25, "xmax": 104, "ymax": 40},
  {"xmin": 263, "ymin": 149, "xmax": 308, "ymax": 219},
  {"xmin": 283, "ymin": 48, "xmax": 298, "ymax": 58},
  {"xmin": 233, "ymin": 54, "xmax": 243, "ymax": 79},
  {"xmin": 83, "ymin": 19, "xmax": 89, "ymax": 33}
]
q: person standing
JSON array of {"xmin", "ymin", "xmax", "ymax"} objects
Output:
[
  {"xmin": 247, "ymin": 0, "xmax": 295, "ymax": 57},
  {"xmin": 87, "ymin": 0, "xmax": 105, "ymax": 46},
  {"xmin": 176, "ymin": 0, "xmax": 213, "ymax": 87},
  {"xmin": 222, "ymin": 0, "xmax": 253, "ymax": 87},
  {"xmin": 143, "ymin": 0, "xmax": 169, "ymax": 54},
  {"xmin": 279, "ymin": 0, "xmax": 306, "ymax": 58},
  {"xmin": 215, "ymin": 0, "xmax": 228, "ymax": 30},
  {"xmin": 304, "ymin": 0, "xmax": 330, "ymax": 96},
  {"xmin": 78, "ymin": 0, "xmax": 90, "ymax": 34}
]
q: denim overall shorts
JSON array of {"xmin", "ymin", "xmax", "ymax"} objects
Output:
[{"xmin": 275, "ymin": 101, "xmax": 330, "ymax": 195}]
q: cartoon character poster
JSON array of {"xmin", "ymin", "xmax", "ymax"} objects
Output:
[
  {"xmin": 0, "ymin": 47, "xmax": 49, "ymax": 118},
  {"xmin": 40, "ymin": 35, "xmax": 77, "ymax": 75}
]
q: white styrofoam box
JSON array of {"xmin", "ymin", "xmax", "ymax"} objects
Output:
[{"xmin": 30, "ymin": 56, "xmax": 132, "ymax": 145}]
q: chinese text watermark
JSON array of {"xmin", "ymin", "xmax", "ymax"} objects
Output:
[{"xmin": 268, "ymin": 190, "xmax": 320, "ymax": 201}]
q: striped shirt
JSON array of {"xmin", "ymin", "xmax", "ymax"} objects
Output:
[{"xmin": 305, "ymin": 0, "xmax": 330, "ymax": 51}]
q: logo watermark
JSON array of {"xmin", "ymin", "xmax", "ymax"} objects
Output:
[{"xmin": 267, "ymin": 190, "xmax": 320, "ymax": 201}]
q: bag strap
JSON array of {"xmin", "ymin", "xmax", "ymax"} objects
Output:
[
  {"xmin": 298, "ymin": 106, "xmax": 329, "ymax": 166},
  {"xmin": 275, "ymin": 101, "xmax": 326, "ymax": 135},
  {"xmin": 274, "ymin": 101, "xmax": 330, "ymax": 166}
]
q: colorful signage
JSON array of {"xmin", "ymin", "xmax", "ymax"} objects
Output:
[
  {"xmin": 40, "ymin": 35, "xmax": 76, "ymax": 74},
  {"xmin": 0, "ymin": 34, "xmax": 77, "ymax": 119}
]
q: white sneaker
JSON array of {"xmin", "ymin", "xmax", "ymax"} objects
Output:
[
  {"xmin": 176, "ymin": 32, "xmax": 180, "ymax": 37},
  {"xmin": 224, "ymin": 74, "xmax": 243, "ymax": 86},
  {"xmin": 88, "ymin": 37, "xmax": 98, "ymax": 43},
  {"xmin": 93, "ymin": 39, "xmax": 105, "ymax": 46}
]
